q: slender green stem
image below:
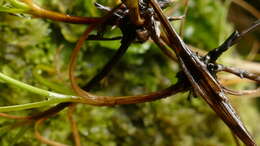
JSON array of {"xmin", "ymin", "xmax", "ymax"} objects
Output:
[
  {"xmin": 0, "ymin": 72, "xmax": 48, "ymax": 97},
  {"xmin": 0, "ymin": 72, "xmax": 79, "ymax": 112},
  {"xmin": 0, "ymin": 98, "xmax": 73, "ymax": 112},
  {"xmin": 0, "ymin": 72, "xmax": 75, "ymax": 98},
  {"xmin": 0, "ymin": 7, "xmax": 27, "ymax": 13}
]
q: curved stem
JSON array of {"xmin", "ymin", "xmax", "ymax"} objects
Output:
[
  {"xmin": 69, "ymin": 4, "xmax": 125, "ymax": 99},
  {"xmin": 35, "ymin": 118, "xmax": 68, "ymax": 146},
  {"xmin": 77, "ymin": 82, "xmax": 187, "ymax": 106},
  {"xmin": 68, "ymin": 24, "xmax": 187, "ymax": 105}
]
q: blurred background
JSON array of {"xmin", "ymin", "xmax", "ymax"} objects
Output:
[{"xmin": 0, "ymin": 0, "xmax": 259, "ymax": 145}]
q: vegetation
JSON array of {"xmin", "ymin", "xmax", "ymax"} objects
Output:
[{"xmin": 0, "ymin": 0, "xmax": 259, "ymax": 145}]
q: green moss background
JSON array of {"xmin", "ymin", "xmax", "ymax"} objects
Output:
[{"xmin": 0, "ymin": 0, "xmax": 259, "ymax": 145}]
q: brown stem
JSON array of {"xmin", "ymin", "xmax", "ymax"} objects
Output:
[
  {"xmin": 223, "ymin": 86, "xmax": 260, "ymax": 96},
  {"xmin": 217, "ymin": 64, "xmax": 260, "ymax": 83},
  {"xmin": 35, "ymin": 118, "xmax": 68, "ymax": 146},
  {"xmin": 68, "ymin": 105, "xmax": 81, "ymax": 146},
  {"xmin": 0, "ymin": 102, "xmax": 69, "ymax": 120},
  {"xmin": 73, "ymin": 82, "xmax": 187, "ymax": 106},
  {"xmin": 0, "ymin": 113, "xmax": 29, "ymax": 119}
]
